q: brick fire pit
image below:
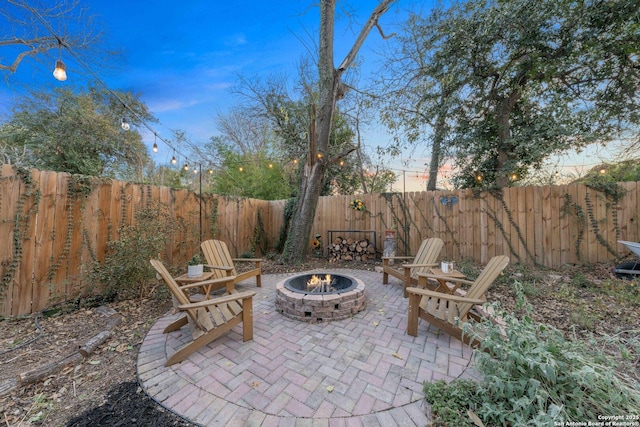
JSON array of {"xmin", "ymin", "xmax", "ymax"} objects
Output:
[{"xmin": 275, "ymin": 272, "xmax": 366, "ymax": 323}]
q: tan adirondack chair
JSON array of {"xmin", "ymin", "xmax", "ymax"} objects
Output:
[
  {"xmin": 150, "ymin": 259, "xmax": 255, "ymax": 366},
  {"xmin": 201, "ymin": 239, "xmax": 262, "ymax": 288},
  {"xmin": 406, "ymin": 255, "xmax": 509, "ymax": 346},
  {"xmin": 382, "ymin": 237, "xmax": 444, "ymax": 297}
]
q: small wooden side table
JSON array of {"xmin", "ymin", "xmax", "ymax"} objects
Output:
[
  {"xmin": 175, "ymin": 272, "xmax": 233, "ymax": 300},
  {"xmin": 425, "ymin": 268, "xmax": 466, "ymax": 294}
]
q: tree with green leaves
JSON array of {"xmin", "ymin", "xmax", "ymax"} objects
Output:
[
  {"xmin": 384, "ymin": 0, "xmax": 640, "ymax": 189},
  {"xmin": 0, "ymin": 87, "xmax": 156, "ymax": 178},
  {"xmin": 203, "ymin": 136, "xmax": 293, "ymax": 200}
]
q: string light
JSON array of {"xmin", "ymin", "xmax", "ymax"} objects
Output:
[
  {"xmin": 152, "ymin": 133, "xmax": 158, "ymax": 153},
  {"xmin": 121, "ymin": 118, "xmax": 130, "ymax": 131},
  {"xmin": 52, "ymin": 38, "xmax": 67, "ymax": 81},
  {"xmin": 339, "ymin": 160, "xmax": 345, "ymax": 167},
  {"xmin": 238, "ymin": 166, "xmax": 244, "ymax": 172},
  {"xmin": 193, "ymin": 168, "xmax": 198, "ymax": 174},
  {"xmin": 53, "ymin": 60, "xmax": 67, "ymax": 81},
  {"xmin": 476, "ymin": 174, "xmax": 483, "ymax": 182},
  {"xmin": 184, "ymin": 164, "xmax": 189, "ymax": 171},
  {"xmin": 208, "ymin": 168, "xmax": 213, "ymax": 174},
  {"xmin": 268, "ymin": 163, "xmax": 273, "ymax": 168},
  {"xmin": 171, "ymin": 150, "xmax": 177, "ymax": 165}
]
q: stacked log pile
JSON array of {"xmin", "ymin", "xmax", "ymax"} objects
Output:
[{"xmin": 328, "ymin": 236, "xmax": 375, "ymax": 262}]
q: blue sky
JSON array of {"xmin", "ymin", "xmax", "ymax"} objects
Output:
[
  {"xmin": 2, "ymin": 0, "xmax": 441, "ymax": 190},
  {"xmin": 0, "ymin": 0, "xmax": 620, "ymax": 191}
]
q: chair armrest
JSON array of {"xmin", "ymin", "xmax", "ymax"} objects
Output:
[
  {"xmin": 406, "ymin": 287, "xmax": 485, "ymax": 304},
  {"xmin": 177, "ymin": 290, "xmax": 256, "ymax": 310},
  {"xmin": 382, "ymin": 256, "xmax": 414, "ymax": 261},
  {"xmin": 204, "ymin": 264, "xmax": 234, "ymax": 272},
  {"xmin": 416, "ymin": 273, "xmax": 475, "ymax": 286},
  {"xmin": 178, "ymin": 275, "xmax": 237, "ymax": 290},
  {"xmin": 232, "ymin": 258, "xmax": 262, "ymax": 263},
  {"xmin": 402, "ymin": 263, "xmax": 438, "ymax": 268}
]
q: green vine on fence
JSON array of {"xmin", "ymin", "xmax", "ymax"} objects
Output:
[
  {"xmin": 380, "ymin": 192, "xmax": 413, "ymax": 254},
  {"xmin": 431, "ymin": 199, "xmax": 463, "ymax": 259},
  {"xmin": 476, "ymin": 188, "xmax": 537, "ymax": 265},
  {"xmin": 0, "ymin": 166, "xmax": 41, "ymax": 310},
  {"xmin": 252, "ymin": 209, "xmax": 268, "ymax": 256},
  {"xmin": 47, "ymin": 175, "xmax": 96, "ymax": 283},
  {"xmin": 584, "ymin": 191, "xmax": 619, "ymax": 257},
  {"xmin": 560, "ymin": 194, "xmax": 586, "ymax": 261}
]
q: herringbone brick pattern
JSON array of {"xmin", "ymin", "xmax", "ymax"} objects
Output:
[{"xmin": 138, "ymin": 268, "xmax": 478, "ymax": 426}]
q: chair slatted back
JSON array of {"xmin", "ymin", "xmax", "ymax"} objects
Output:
[
  {"xmin": 410, "ymin": 238, "xmax": 444, "ymax": 278},
  {"xmin": 201, "ymin": 239, "xmax": 237, "ymax": 279},
  {"xmin": 150, "ymin": 259, "xmax": 214, "ymax": 331},
  {"xmin": 457, "ymin": 255, "xmax": 509, "ymax": 318}
]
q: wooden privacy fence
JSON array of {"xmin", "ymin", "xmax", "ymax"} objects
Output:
[
  {"xmin": 0, "ymin": 165, "xmax": 273, "ymax": 317},
  {"xmin": 309, "ymin": 185, "xmax": 639, "ymax": 268},
  {"xmin": 1, "ymin": 164, "xmax": 639, "ymax": 317}
]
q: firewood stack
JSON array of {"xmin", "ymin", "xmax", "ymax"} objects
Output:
[{"xmin": 328, "ymin": 236, "xmax": 375, "ymax": 262}]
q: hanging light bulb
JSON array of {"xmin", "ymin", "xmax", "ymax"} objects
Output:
[
  {"xmin": 208, "ymin": 168, "xmax": 213, "ymax": 174},
  {"xmin": 184, "ymin": 164, "xmax": 189, "ymax": 171},
  {"xmin": 268, "ymin": 163, "xmax": 273, "ymax": 168},
  {"xmin": 339, "ymin": 159, "xmax": 345, "ymax": 167},
  {"xmin": 238, "ymin": 166, "xmax": 244, "ymax": 172},
  {"xmin": 152, "ymin": 142, "xmax": 158, "ymax": 153},
  {"xmin": 121, "ymin": 118, "xmax": 130, "ymax": 131},
  {"xmin": 293, "ymin": 159, "xmax": 299, "ymax": 165},
  {"xmin": 193, "ymin": 168, "xmax": 198, "ymax": 174},
  {"xmin": 171, "ymin": 155, "xmax": 177, "ymax": 165},
  {"xmin": 53, "ymin": 59, "xmax": 67, "ymax": 81}
]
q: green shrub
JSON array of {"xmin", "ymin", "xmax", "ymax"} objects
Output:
[
  {"xmin": 86, "ymin": 200, "xmax": 177, "ymax": 299},
  {"xmin": 423, "ymin": 380, "xmax": 480, "ymax": 426},
  {"xmin": 424, "ymin": 282, "xmax": 640, "ymax": 426}
]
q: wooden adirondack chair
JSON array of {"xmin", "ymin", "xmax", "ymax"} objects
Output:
[
  {"xmin": 382, "ymin": 238, "xmax": 444, "ymax": 297},
  {"xmin": 201, "ymin": 239, "xmax": 262, "ymax": 288},
  {"xmin": 406, "ymin": 255, "xmax": 509, "ymax": 346},
  {"xmin": 150, "ymin": 259, "xmax": 256, "ymax": 366}
]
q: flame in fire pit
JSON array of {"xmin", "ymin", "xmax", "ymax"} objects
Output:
[{"xmin": 306, "ymin": 274, "xmax": 336, "ymax": 292}]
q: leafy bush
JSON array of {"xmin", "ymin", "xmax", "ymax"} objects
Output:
[
  {"xmin": 423, "ymin": 380, "xmax": 480, "ymax": 426},
  {"xmin": 424, "ymin": 283, "xmax": 640, "ymax": 426},
  {"xmin": 86, "ymin": 200, "xmax": 177, "ymax": 299}
]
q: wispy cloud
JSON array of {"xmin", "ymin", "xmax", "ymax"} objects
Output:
[{"xmin": 223, "ymin": 33, "xmax": 247, "ymax": 47}]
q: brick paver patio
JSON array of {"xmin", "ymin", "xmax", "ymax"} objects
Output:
[{"xmin": 137, "ymin": 268, "xmax": 479, "ymax": 426}]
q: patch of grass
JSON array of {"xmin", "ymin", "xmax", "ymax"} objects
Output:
[
  {"xmin": 423, "ymin": 380, "xmax": 479, "ymax": 427},
  {"xmin": 570, "ymin": 271, "xmax": 593, "ymax": 288},
  {"xmin": 569, "ymin": 305, "xmax": 598, "ymax": 330}
]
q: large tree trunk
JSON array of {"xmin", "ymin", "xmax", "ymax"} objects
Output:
[{"xmin": 280, "ymin": 0, "xmax": 396, "ymax": 264}]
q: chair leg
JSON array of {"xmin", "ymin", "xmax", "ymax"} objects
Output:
[
  {"xmin": 163, "ymin": 316, "xmax": 188, "ymax": 333},
  {"xmin": 407, "ymin": 293, "xmax": 420, "ymax": 337},
  {"xmin": 256, "ymin": 273, "xmax": 262, "ymax": 288},
  {"xmin": 242, "ymin": 296, "xmax": 254, "ymax": 341}
]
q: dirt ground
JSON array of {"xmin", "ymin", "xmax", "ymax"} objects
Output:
[{"xmin": 0, "ymin": 257, "xmax": 638, "ymax": 426}]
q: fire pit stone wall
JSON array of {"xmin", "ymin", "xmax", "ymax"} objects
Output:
[{"xmin": 275, "ymin": 274, "xmax": 366, "ymax": 323}]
